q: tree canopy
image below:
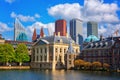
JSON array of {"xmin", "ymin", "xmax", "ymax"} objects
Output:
[
  {"xmin": 0, "ymin": 44, "xmax": 15, "ymax": 65},
  {"xmin": 15, "ymin": 43, "xmax": 30, "ymax": 65}
]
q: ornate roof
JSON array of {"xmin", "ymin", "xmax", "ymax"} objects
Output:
[
  {"xmin": 82, "ymin": 37, "xmax": 120, "ymax": 50},
  {"xmin": 34, "ymin": 36, "xmax": 77, "ymax": 46}
]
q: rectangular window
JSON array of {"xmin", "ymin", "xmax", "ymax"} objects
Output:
[
  {"xmin": 44, "ymin": 55, "xmax": 47, "ymax": 61},
  {"xmin": 60, "ymin": 48, "xmax": 62, "ymax": 53},
  {"xmin": 36, "ymin": 56, "xmax": 38, "ymax": 61},
  {"xmin": 69, "ymin": 61, "xmax": 71, "ymax": 64},
  {"xmin": 37, "ymin": 48, "xmax": 39, "ymax": 54},
  {"xmin": 45, "ymin": 48, "xmax": 47, "ymax": 53},
  {"xmin": 56, "ymin": 48, "xmax": 57, "ymax": 53},
  {"xmin": 64, "ymin": 49, "xmax": 66, "ymax": 53},
  {"xmin": 69, "ymin": 55, "xmax": 71, "ymax": 59},
  {"xmin": 41, "ymin": 48, "xmax": 42, "ymax": 53},
  {"xmin": 40, "ymin": 56, "xmax": 42, "ymax": 61},
  {"xmin": 56, "ymin": 56, "xmax": 57, "ymax": 61}
]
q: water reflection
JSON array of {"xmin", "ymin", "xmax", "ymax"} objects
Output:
[{"xmin": 0, "ymin": 70, "xmax": 120, "ymax": 80}]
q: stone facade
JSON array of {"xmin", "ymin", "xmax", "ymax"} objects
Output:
[{"xmin": 31, "ymin": 36, "xmax": 80, "ymax": 70}]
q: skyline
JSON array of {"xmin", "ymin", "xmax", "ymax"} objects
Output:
[{"xmin": 0, "ymin": 0, "xmax": 120, "ymax": 41}]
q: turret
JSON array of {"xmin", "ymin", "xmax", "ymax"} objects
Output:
[{"xmin": 32, "ymin": 28, "xmax": 37, "ymax": 42}]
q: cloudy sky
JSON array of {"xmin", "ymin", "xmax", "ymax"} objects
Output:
[{"xmin": 0, "ymin": 0, "xmax": 120, "ymax": 41}]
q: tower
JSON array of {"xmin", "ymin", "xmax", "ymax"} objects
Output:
[
  {"xmin": 65, "ymin": 39, "xmax": 78, "ymax": 69},
  {"xmin": 40, "ymin": 27, "xmax": 44, "ymax": 38},
  {"xmin": 70, "ymin": 18, "xmax": 83, "ymax": 50},
  {"xmin": 55, "ymin": 19, "xmax": 67, "ymax": 36},
  {"xmin": 87, "ymin": 21, "xmax": 98, "ymax": 37},
  {"xmin": 32, "ymin": 28, "xmax": 37, "ymax": 42}
]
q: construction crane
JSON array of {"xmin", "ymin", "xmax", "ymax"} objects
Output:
[{"xmin": 113, "ymin": 29, "xmax": 119, "ymax": 36}]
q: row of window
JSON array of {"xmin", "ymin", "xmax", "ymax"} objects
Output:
[
  {"xmin": 55, "ymin": 48, "xmax": 79, "ymax": 53},
  {"xmin": 34, "ymin": 55, "xmax": 47, "ymax": 62},
  {"xmin": 36, "ymin": 48, "xmax": 47, "ymax": 54}
]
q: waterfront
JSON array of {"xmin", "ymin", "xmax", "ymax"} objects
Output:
[{"xmin": 0, "ymin": 70, "xmax": 120, "ymax": 80}]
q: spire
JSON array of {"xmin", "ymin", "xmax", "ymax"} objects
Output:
[
  {"xmin": 32, "ymin": 28, "xmax": 37, "ymax": 42},
  {"xmin": 67, "ymin": 39, "xmax": 74, "ymax": 53},
  {"xmin": 40, "ymin": 27, "xmax": 44, "ymax": 38}
]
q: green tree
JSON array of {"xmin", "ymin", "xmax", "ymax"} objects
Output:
[
  {"xmin": 15, "ymin": 43, "xmax": 30, "ymax": 66},
  {"xmin": 0, "ymin": 44, "xmax": 15, "ymax": 66}
]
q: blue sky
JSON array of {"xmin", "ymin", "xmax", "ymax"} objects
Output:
[{"xmin": 0, "ymin": 0, "xmax": 120, "ymax": 41}]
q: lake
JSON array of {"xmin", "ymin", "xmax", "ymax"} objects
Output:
[{"xmin": 0, "ymin": 70, "xmax": 120, "ymax": 80}]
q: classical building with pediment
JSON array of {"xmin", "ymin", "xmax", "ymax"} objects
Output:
[{"xmin": 30, "ymin": 34, "xmax": 80, "ymax": 70}]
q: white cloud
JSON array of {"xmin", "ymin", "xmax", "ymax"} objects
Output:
[
  {"xmin": 84, "ymin": 0, "xmax": 119, "ymax": 23},
  {"xmin": 5, "ymin": 0, "xmax": 15, "ymax": 4},
  {"xmin": 26, "ymin": 22, "xmax": 55, "ymax": 38},
  {"xmin": 98, "ymin": 25, "xmax": 107, "ymax": 35},
  {"xmin": 10, "ymin": 12, "xmax": 40, "ymax": 22},
  {"xmin": 0, "ymin": 22, "xmax": 13, "ymax": 32},
  {"xmin": 34, "ymin": 14, "xmax": 40, "ymax": 18},
  {"xmin": 48, "ymin": 3, "xmax": 83, "ymax": 20}
]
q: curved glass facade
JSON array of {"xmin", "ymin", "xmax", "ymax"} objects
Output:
[{"xmin": 16, "ymin": 32, "xmax": 28, "ymax": 41}]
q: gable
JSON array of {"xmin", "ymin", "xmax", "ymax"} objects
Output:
[{"xmin": 35, "ymin": 39, "xmax": 49, "ymax": 46}]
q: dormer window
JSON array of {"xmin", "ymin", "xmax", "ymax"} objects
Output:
[
  {"xmin": 58, "ymin": 39, "xmax": 62, "ymax": 43},
  {"xmin": 105, "ymin": 42, "xmax": 108, "ymax": 46},
  {"xmin": 90, "ymin": 43, "xmax": 93, "ymax": 47},
  {"xmin": 95, "ymin": 43, "xmax": 98, "ymax": 47},
  {"xmin": 100, "ymin": 42, "xmax": 103, "ymax": 46}
]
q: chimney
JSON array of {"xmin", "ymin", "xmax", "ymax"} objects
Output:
[
  {"xmin": 66, "ymin": 33, "xmax": 69, "ymax": 38},
  {"xmin": 100, "ymin": 34, "xmax": 103, "ymax": 41},
  {"xmin": 57, "ymin": 32, "xmax": 60, "ymax": 37}
]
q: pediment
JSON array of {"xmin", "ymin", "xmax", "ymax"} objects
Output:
[{"xmin": 35, "ymin": 39, "xmax": 49, "ymax": 46}]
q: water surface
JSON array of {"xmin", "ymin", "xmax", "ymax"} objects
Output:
[{"xmin": 0, "ymin": 70, "xmax": 120, "ymax": 80}]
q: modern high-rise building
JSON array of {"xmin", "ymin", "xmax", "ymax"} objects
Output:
[
  {"xmin": 55, "ymin": 19, "xmax": 67, "ymax": 36},
  {"xmin": 14, "ymin": 18, "xmax": 28, "ymax": 41},
  {"xmin": 70, "ymin": 18, "xmax": 83, "ymax": 50},
  {"xmin": 87, "ymin": 21, "xmax": 98, "ymax": 37}
]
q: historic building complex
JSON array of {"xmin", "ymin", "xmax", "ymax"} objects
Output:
[
  {"xmin": 1, "ymin": 17, "xmax": 120, "ymax": 71},
  {"xmin": 80, "ymin": 36, "xmax": 120, "ymax": 70},
  {"xmin": 31, "ymin": 34, "xmax": 80, "ymax": 70}
]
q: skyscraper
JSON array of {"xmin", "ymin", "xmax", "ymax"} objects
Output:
[
  {"xmin": 70, "ymin": 18, "xmax": 83, "ymax": 49},
  {"xmin": 55, "ymin": 19, "xmax": 67, "ymax": 36},
  {"xmin": 14, "ymin": 18, "xmax": 28, "ymax": 41},
  {"xmin": 87, "ymin": 21, "xmax": 98, "ymax": 37}
]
